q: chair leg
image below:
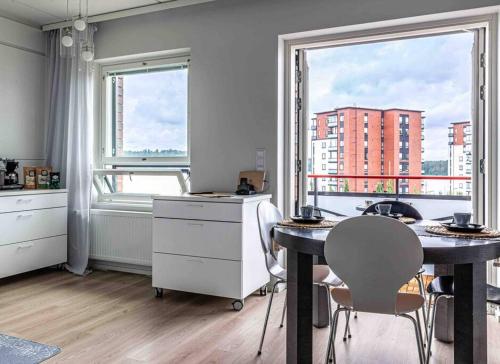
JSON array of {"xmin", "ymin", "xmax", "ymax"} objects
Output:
[
  {"xmin": 426, "ymin": 294, "xmax": 448, "ymax": 364},
  {"xmin": 400, "ymin": 313, "xmax": 425, "ymax": 364},
  {"xmin": 342, "ymin": 310, "xmax": 352, "ymax": 341},
  {"xmin": 258, "ymin": 281, "xmax": 280, "ymax": 355},
  {"xmin": 325, "ymin": 307, "xmax": 344, "ymax": 364},
  {"xmin": 416, "ymin": 273, "xmax": 429, "ymax": 343},
  {"xmin": 415, "ymin": 309, "xmax": 426, "ymax": 359},
  {"xmin": 279, "ymin": 293, "xmax": 287, "ymax": 328}
]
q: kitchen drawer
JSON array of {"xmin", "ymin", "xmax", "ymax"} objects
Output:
[
  {"xmin": 152, "ymin": 253, "xmax": 242, "ymax": 299},
  {"xmin": 0, "ymin": 193, "xmax": 67, "ymax": 214},
  {"xmin": 153, "ymin": 200, "xmax": 242, "ymax": 222},
  {"xmin": 0, "ymin": 207, "xmax": 67, "ymax": 246},
  {"xmin": 153, "ymin": 218, "xmax": 242, "ymax": 260},
  {"xmin": 0, "ymin": 235, "xmax": 67, "ymax": 279}
]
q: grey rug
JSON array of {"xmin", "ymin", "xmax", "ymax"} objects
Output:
[{"xmin": 0, "ymin": 334, "xmax": 60, "ymax": 364}]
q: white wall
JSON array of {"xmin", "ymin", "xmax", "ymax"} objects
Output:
[
  {"xmin": 0, "ymin": 16, "xmax": 46, "ymax": 169},
  {"xmin": 93, "ymin": 0, "xmax": 500, "ymax": 200}
]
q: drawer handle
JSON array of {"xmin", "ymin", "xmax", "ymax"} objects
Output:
[
  {"xmin": 186, "ymin": 258, "xmax": 204, "ymax": 264},
  {"xmin": 187, "ymin": 223, "xmax": 204, "ymax": 227},
  {"xmin": 16, "ymin": 199, "xmax": 33, "ymax": 204},
  {"xmin": 17, "ymin": 214, "xmax": 33, "ymax": 220},
  {"xmin": 187, "ymin": 204, "xmax": 204, "ymax": 208},
  {"xmin": 17, "ymin": 243, "xmax": 34, "ymax": 250}
]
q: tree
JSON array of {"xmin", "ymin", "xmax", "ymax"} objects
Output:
[
  {"xmin": 375, "ymin": 182, "xmax": 384, "ymax": 193},
  {"xmin": 343, "ymin": 179, "xmax": 350, "ymax": 192},
  {"xmin": 387, "ymin": 180, "xmax": 394, "ymax": 194}
]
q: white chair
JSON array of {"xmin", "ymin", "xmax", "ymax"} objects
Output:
[
  {"xmin": 324, "ymin": 215, "xmax": 426, "ymax": 364},
  {"xmin": 256, "ymin": 201, "xmax": 345, "ymax": 356}
]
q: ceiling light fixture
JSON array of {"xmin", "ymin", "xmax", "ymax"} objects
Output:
[
  {"xmin": 73, "ymin": 0, "xmax": 87, "ymax": 31},
  {"xmin": 61, "ymin": 27, "xmax": 73, "ymax": 47},
  {"xmin": 61, "ymin": 0, "xmax": 73, "ymax": 48}
]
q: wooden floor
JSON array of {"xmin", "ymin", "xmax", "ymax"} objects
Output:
[{"xmin": 0, "ymin": 269, "xmax": 498, "ymax": 364}]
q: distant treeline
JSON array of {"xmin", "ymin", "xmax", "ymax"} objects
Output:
[
  {"xmin": 123, "ymin": 149, "xmax": 187, "ymax": 157},
  {"xmin": 422, "ymin": 160, "xmax": 448, "ymax": 176}
]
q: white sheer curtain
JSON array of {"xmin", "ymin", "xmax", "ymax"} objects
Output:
[{"xmin": 46, "ymin": 26, "xmax": 96, "ymax": 275}]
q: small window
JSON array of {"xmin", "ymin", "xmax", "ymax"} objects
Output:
[
  {"xmin": 322, "ymin": 153, "xmax": 326, "ymax": 159},
  {"xmin": 322, "ymin": 142, "xmax": 327, "ymax": 148},
  {"xmin": 322, "ymin": 164, "xmax": 326, "ymax": 170},
  {"xmin": 95, "ymin": 55, "xmax": 191, "ymax": 205}
]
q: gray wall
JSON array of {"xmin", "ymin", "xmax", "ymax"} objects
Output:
[
  {"xmin": 94, "ymin": 0, "xmax": 500, "ymax": 198},
  {"xmin": 0, "ymin": 16, "xmax": 46, "ymax": 167}
]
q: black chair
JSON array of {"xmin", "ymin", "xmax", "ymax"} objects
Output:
[
  {"xmin": 425, "ymin": 276, "xmax": 500, "ymax": 363},
  {"xmin": 362, "ymin": 200, "xmax": 423, "ymax": 220}
]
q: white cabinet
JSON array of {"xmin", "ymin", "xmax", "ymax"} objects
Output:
[
  {"xmin": 152, "ymin": 194, "xmax": 271, "ymax": 309},
  {"xmin": 0, "ymin": 190, "xmax": 67, "ymax": 279}
]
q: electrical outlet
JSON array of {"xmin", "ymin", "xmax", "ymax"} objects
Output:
[{"xmin": 256, "ymin": 149, "xmax": 266, "ymax": 171}]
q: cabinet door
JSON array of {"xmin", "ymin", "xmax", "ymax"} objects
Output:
[
  {"xmin": 0, "ymin": 236, "xmax": 67, "ymax": 278},
  {"xmin": 153, "ymin": 218, "xmax": 242, "ymax": 260},
  {"xmin": 153, "ymin": 200, "xmax": 242, "ymax": 222},
  {"xmin": 0, "ymin": 207, "xmax": 67, "ymax": 245},
  {"xmin": 153, "ymin": 253, "xmax": 242, "ymax": 299},
  {"xmin": 0, "ymin": 193, "xmax": 67, "ymax": 213}
]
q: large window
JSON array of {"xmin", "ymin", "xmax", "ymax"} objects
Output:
[{"xmin": 95, "ymin": 56, "xmax": 190, "ymax": 206}]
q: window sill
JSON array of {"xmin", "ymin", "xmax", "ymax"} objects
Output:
[{"xmin": 91, "ymin": 201, "xmax": 153, "ymax": 213}]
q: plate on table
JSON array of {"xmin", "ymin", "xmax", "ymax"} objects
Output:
[
  {"xmin": 366, "ymin": 212, "xmax": 403, "ymax": 219},
  {"xmin": 290, "ymin": 216, "xmax": 325, "ymax": 224},
  {"xmin": 441, "ymin": 223, "xmax": 486, "ymax": 233}
]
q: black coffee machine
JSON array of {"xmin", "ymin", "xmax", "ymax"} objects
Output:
[{"xmin": 0, "ymin": 159, "xmax": 22, "ymax": 190}]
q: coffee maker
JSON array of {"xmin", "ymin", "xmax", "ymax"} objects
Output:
[{"xmin": 0, "ymin": 159, "xmax": 22, "ymax": 190}]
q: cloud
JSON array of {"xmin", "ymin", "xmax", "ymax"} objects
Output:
[
  {"xmin": 307, "ymin": 32, "xmax": 474, "ymax": 160},
  {"xmin": 121, "ymin": 69, "xmax": 188, "ymax": 152}
]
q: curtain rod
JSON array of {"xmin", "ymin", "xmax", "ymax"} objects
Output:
[{"xmin": 41, "ymin": 0, "xmax": 215, "ymax": 31}]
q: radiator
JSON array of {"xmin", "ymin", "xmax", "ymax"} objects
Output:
[{"xmin": 90, "ymin": 210, "xmax": 152, "ymax": 267}]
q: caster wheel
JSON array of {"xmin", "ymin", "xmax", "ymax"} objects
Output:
[
  {"xmin": 154, "ymin": 288, "xmax": 163, "ymax": 298},
  {"xmin": 232, "ymin": 300, "xmax": 244, "ymax": 311},
  {"xmin": 343, "ymin": 337, "xmax": 347, "ymax": 342},
  {"xmin": 348, "ymin": 334, "xmax": 352, "ymax": 339},
  {"xmin": 259, "ymin": 286, "xmax": 267, "ymax": 296}
]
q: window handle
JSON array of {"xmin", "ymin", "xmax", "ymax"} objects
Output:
[{"xmin": 16, "ymin": 199, "xmax": 33, "ymax": 204}]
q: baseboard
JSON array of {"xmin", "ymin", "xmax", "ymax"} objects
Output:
[{"xmin": 89, "ymin": 259, "xmax": 151, "ymax": 276}]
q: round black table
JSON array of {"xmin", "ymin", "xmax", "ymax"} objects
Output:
[{"xmin": 274, "ymin": 220, "xmax": 500, "ymax": 364}]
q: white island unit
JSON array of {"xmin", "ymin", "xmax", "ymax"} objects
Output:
[
  {"xmin": 152, "ymin": 193, "xmax": 271, "ymax": 310},
  {"xmin": 0, "ymin": 189, "xmax": 67, "ymax": 278}
]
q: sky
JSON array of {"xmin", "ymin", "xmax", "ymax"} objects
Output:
[
  {"xmin": 122, "ymin": 68, "xmax": 188, "ymax": 153},
  {"xmin": 307, "ymin": 31, "xmax": 475, "ymax": 161}
]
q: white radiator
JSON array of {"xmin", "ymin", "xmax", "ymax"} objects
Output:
[{"xmin": 90, "ymin": 210, "xmax": 152, "ymax": 267}]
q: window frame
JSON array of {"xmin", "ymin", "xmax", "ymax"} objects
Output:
[{"xmin": 98, "ymin": 55, "xmax": 191, "ymax": 167}]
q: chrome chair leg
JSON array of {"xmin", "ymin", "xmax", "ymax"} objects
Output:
[
  {"xmin": 415, "ymin": 310, "xmax": 426, "ymax": 358},
  {"xmin": 416, "ymin": 273, "xmax": 429, "ymax": 343},
  {"xmin": 400, "ymin": 313, "xmax": 425, "ymax": 364},
  {"xmin": 325, "ymin": 307, "xmax": 345, "ymax": 364},
  {"xmin": 426, "ymin": 294, "xmax": 450, "ymax": 364},
  {"xmin": 342, "ymin": 310, "xmax": 351, "ymax": 341},
  {"xmin": 258, "ymin": 280, "xmax": 280, "ymax": 355},
  {"xmin": 279, "ymin": 293, "xmax": 287, "ymax": 328}
]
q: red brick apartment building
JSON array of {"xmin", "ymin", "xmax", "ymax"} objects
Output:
[{"xmin": 311, "ymin": 107, "xmax": 424, "ymax": 193}]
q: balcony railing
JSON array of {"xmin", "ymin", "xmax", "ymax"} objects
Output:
[{"xmin": 308, "ymin": 174, "xmax": 472, "ymax": 219}]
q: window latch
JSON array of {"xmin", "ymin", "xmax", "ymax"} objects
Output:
[{"xmin": 479, "ymin": 158, "xmax": 485, "ymax": 174}]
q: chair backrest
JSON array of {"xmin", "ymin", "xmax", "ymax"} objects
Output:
[
  {"xmin": 257, "ymin": 201, "xmax": 283, "ymax": 273},
  {"xmin": 324, "ymin": 215, "xmax": 423, "ymax": 315},
  {"xmin": 363, "ymin": 200, "xmax": 423, "ymax": 220}
]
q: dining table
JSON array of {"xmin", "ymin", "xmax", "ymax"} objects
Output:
[{"xmin": 273, "ymin": 219, "xmax": 500, "ymax": 364}]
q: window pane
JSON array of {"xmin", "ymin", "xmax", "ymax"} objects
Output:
[
  {"xmin": 108, "ymin": 67, "xmax": 188, "ymax": 158},
  {"xmin": 100, "ymin": 172, "xmax": 188, "ymax": 196}
]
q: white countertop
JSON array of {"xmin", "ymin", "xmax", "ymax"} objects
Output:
[
  {"xmin": 0, "ymin": 189, "xmax": 68, "ymax": 197},
  {"xmin": 153, "ymin": 193, "xmax": 272, "ymax": 204}
]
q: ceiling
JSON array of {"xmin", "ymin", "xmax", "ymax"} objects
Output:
[{"xmin": 0, "ymin": 0, "xmax": 198, "ymax": 28}]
